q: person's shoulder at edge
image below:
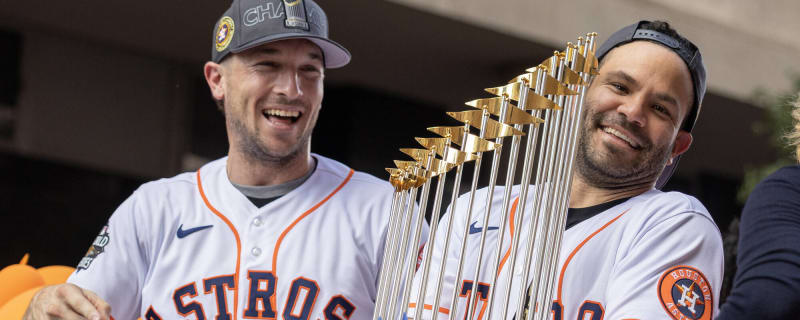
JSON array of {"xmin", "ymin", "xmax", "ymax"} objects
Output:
[
  {"xmin": 740, "ymin": 164, "xmax": 800, "ymax": 221},
  {"xmin": 752, "ymin": 164, "xmax": 800, "ymax": 193}
]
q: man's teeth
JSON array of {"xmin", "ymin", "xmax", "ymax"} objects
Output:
[
  {"xmin": 265, "ymin": 109, "xmax": 300, "ymax": 118},
  {"xmin": 602, "ymin": 127, "xmax": 637, "ymax": 148}
]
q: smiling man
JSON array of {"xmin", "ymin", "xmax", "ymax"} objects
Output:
[
  {"xmin": 24, "ymin": 1, "xmax": 401, "ymax": 319},
  {"xmin": 409, "ymin": 21, "xmax": 723, "ymax": 320}
]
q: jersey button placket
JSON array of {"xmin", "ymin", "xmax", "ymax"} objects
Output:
[{"xmin": 251, "ymin": 218, "xmax": 264, "ymax": 256}]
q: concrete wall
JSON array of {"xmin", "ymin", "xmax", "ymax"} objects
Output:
[
  {"xmin": 388, "ymin": 0, "xmax": 800, "ymax": 101},
  {"xmin": 4, "ymin": 29, "xmax": 191, "ymax": 178}
]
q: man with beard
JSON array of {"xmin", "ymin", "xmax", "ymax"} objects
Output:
[
  {"xmin": 23, "ymin": 0, "xmax": 404, "ymax": 319},
  {"xmin": 408, "ymin": 20, "xmax": 722, "ymax": 320}
]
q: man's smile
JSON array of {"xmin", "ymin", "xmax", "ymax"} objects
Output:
[
  {"xmin": 262, "ymin": 108, "xmax": 303, "ymax": 127},
  {"xmin": 600, "ymin": 125, "xmax": 643, "ymax": 150}
]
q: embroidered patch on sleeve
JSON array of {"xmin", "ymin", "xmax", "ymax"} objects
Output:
[
  {"xmin": 657, "ymin": 265, "xmax": 713, "ymax": 320},
  {"xmin": 76, "ymin": 225, "xmax": 111, "ymax": 272}
]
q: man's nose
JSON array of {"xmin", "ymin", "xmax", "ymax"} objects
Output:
[
  {"xmin": 616, "ymin": 98, "xmax": 647, "ymax": 127},
  {"xmin": 273, "ymin": 70, "xmax": 302, "ymax": 99}
]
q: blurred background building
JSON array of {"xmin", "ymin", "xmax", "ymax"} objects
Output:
[{"xmin": 1, "ymin": 0, "xmax": 798, "ymax": 289}]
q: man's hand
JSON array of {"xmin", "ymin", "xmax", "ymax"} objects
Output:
[{"xmin": 23, "ymin": 284, "xmax": 111, "ymax": 320}]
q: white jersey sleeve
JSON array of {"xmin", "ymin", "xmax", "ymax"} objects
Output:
[
  {"xmin": 602, "ymin": 194, "xmax": 724, "ymax": 319},
  {"xmin": 68, "ymin": 186, "xmax": 155, "ymax": 320}
]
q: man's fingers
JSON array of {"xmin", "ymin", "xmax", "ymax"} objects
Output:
[
  {"xmin": 42, "ymin": 300, "xmax": 87, "ymax": 320},
  {"xmin": 56, "ymin": 284, "xmax": 101, "ymax": 320},
  {"xmin": 81, "ymin": 288, "xmax": 112, "ymax": 320}
]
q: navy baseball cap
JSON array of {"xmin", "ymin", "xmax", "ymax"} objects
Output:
[
  {"xmin": 595, "ymin": 20, "xmax": 707, "ymax": 189},
  {"xmin": 211, "ymin": 0, "xmax": 351, "ymax": 68}
]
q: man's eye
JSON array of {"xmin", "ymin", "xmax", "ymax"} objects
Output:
[
  {"xmin": 653, "ymin": 104, "xmax": 671, "ymax": 117},
  {"xmin": 300, "ymin": 65, "xmax": 321, "ymax": 73},
  {"xmin": 609, "ymin": 82, "xmax": 628, "ymax": 94},
  {"xmin": 256, "ymin": 62, "xmax": 278, "ymax": 68}
]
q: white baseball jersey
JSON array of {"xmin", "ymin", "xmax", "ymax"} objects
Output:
[
  {"xmin": 69, "ymin": 154, "xmax": 400, "ymax": 320},
  {"xmin": 409, "ymin": 185, "xmax": 723, "ymax": 320}
]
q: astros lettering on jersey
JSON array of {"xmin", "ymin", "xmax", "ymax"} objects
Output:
[
  {"xmin": 70, "ymin": 155, "xmax": 415, "ymax": 320},
  {"xmin": 409, "ymin": 185, "xmax": 723, "ymax": 320}
]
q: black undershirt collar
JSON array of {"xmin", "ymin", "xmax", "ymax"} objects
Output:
[{"xmin": 565, "ymin": 197, "xmax": 631, "ymax": 230}]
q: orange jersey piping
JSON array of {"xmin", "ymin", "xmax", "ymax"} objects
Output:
[
  {"xmin": 272, "ymin": 169, "xmax": 355, "ymax": 295},
  {"xmin": 556, "ymin": 209, "xmax": 629, "ymax": 301},
  {"xmin": 198, "ymin": 169, "xmax": 243, "ymax": 320},
  {"xmin": 497, "ymin": 197, "xmax": 520, "ymax": 276}
]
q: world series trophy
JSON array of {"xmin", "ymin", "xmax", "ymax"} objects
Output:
[{"xmin": 373, "ymin": 32, "xmax": 599, "ymax": 320}]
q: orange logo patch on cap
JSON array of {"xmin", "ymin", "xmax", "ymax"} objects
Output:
[
  {"xmin": 215, "ymin": 16, "xmax": 235, "ymax": 52},
  {"xmin": 657, "ymin": 265, "xmax": 713, "ymax": 320}
]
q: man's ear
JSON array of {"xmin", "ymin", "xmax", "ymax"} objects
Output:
[
  {"xmin": 668, "ymin": 131, "xmax": 693, "ymax": 164},
  {"xmin": 204, "ymin": 61, "xmax": 225, "ymax": 101}
]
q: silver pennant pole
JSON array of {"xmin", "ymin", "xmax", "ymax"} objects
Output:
[
  {"xmin": 387, "ymin": 171, "xmax": 424, "ymax": 320},
  {"xmin": 429, "ymin": 124, "xmax": 485, "ymax": 320},
  {"xmin": 464, "ymin": 97, "xmax": 514, "ymax": 320},
  {"xmin": 447, "ymin": 109, "xmax": 493, "ymax": 320},
  {"xmin": 496, "ymin": 68, "xmax": 549, "ymax": 320},
  {"xmin": 523, "ymin": 53, "xmax": 570, "ymax": 320},
  {"xmin": 532, "ymin": 33, "xmax": 598, "ymax": 320},
  {"xmin": 374, "ymin": 187, "xmax": 407, "ymax": 320},
  {"xmin": 502, "ymin": 66, "xmax": 549, "ymax": 320},
  {"xmin": 532, "ymin": 97, "xmax": 572, "ymax": 320},
  {"xmin": 483, "ymin": 78, "xmax": 534, "ymax": 320},
  {"xmin": 414, "ymin": 138, "xmax": 454, "ymax": 320},
  {"xmin": 515, "ymin": 114, "xmax": 558, "ymax": 320},
  {"xmin": 398, "ymin": 150, "xmax": 440, "ymax": 320},
  {"xmin": 531, "ymin": 50, "xmax": 579, "ymax": 320}
]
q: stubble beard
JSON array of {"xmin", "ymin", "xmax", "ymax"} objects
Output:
[
  {"xmin": 574, "ymin": 106, "xmax": 672, "ymax": 189},
  {"xmin": 226, "ymin": 98, "xmax": 316, "ymax": 167}
]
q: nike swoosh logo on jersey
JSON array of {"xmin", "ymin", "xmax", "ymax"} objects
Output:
[
  {"xmin": 176, "ymin": 224, "xmax": 213, "ymax": 239},
  {"xmin": 468, "ymin": 221, "xmax": 499, "ymax": 235}
]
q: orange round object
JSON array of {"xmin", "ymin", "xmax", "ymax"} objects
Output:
[
  {"xmin": 0, "ymin": 264, "xmax": 45, "ymax": 307},
  {"xmin": 0, "ymin": 285, "xmax": 43, "ymax": 319},
  {"xmin": 37, "ymin": 265, "xmax": 75, "ymax": 285}
]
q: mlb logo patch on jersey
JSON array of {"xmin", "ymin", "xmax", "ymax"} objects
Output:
[
  {"xmin": 657, "ymin": 265, "xmax": 713, "ymax": 320},
  {"xmin": 77, "ymin": 224, "xmax": 110, "ymax": 272}
]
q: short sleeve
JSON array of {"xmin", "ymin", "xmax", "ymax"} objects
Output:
[
  {"xmin": 68, "ymin": 191, "xmax": 149, "ymax": 320},
  {"xmin": 604, "ymin": 212, "xmax": 724, "ymax": 319}
]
